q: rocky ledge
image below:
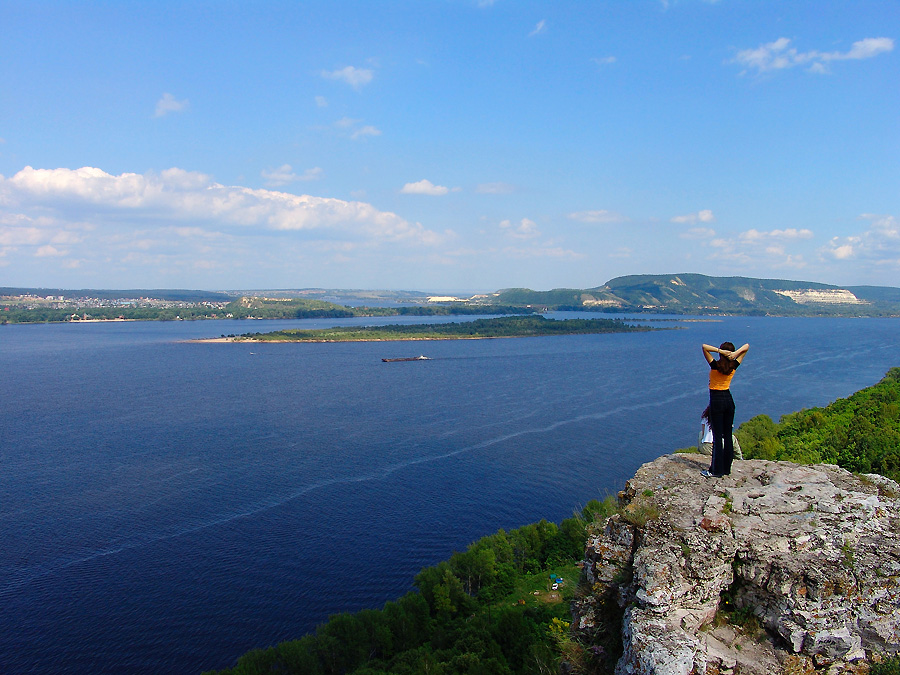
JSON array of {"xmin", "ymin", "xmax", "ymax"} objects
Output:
[{"xmin": 572, "ymin": 454, "xmax": 900, "ymax": 675}]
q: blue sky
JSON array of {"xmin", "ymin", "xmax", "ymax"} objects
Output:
[{"xmin": 1, "ymin": 0, "xmax": 897, "ymax": 292}]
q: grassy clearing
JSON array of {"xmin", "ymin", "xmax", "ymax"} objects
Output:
[{"xmin": 500, "ymin": 563, "xmax": 581, "ymax": 609}]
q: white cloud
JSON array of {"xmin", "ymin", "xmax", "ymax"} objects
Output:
[
  {"xmin": 499, "ymin": 218, "xmax": 539, "ymax": 239},
  {"xmin": 0, "ymin": 225, "xmax": 48, "ymax": 246},
  {"xmin": 315, "ymin": 96, "xmax": 328, "ymax": 107},
  {"xmin": 568, "ymin": 210, "xmax": 623, "ymax": 224},
  {"xmin": 740, "ymin": 228, "xmax": 813, "ymax": 241},
  {"xmin": 351, "ymin": 125, "xmax": 381, "ymax": 140},
  {"xmin": 401, "ymin": 179, "xmax": 450, "ymax": 196},
  {"xmin": 321, "ymin": 66, "xmax": 374, "ymax": 89},
  {"xmin": 843, "ymin": 37, "xmax": 895, "ymax": 60},
  {"xmin": 704, "ymin": 225, "xmax": 814, "ymax": 269},
  {"xmin": 733, "ymin": 37, "xmax": 894, "ymax": 75},
  {"xmin": 154, "ymin": 93, "xmax": 189, "ymax": 117},
  {"xmin": 830, "ymin": 244, "xmax": 855, "ymax": 260},
  {"xmin": 592, "ymin": 56, "xmax": 617, "ymax": 67},
  {"xmin": 529, "ymin": 20, "xmax": 547, "ymax": 37},
  {"xmin": 331, "ymin": 118, "xmax": 381, "ymax": 140},
  {"xmin": 671, "ymin": 209, "xmax": 714, "ymax": 224},
  {"xmin": 35, "ymin": 245, "xmax": 67, "ymax": 257},
  {"xmin": 1, "ymin": 166, "xmax": 441, "ymax": 245},
  {"xmin": 261, "ymin": 165, "xmax": 323, "ymax": 187},
  {"xmin": 823, "ymin": 214, "xmax": 900, "ymax": 264},
  {"xmin": 0, "ymin": 211, "xmax": 85, "ymax": 252}
]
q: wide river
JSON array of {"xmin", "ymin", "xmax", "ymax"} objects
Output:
[{"xmin": 1, "ymin": 313, "xmax": 897, "ymax": 674}]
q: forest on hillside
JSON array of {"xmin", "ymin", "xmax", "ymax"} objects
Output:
[
  {"xmin": 736, "ymin": 368, "xmax": 900, "ymax": 482},
  {"xmin": 202, "ymin": 499, "xmax": 619, "ymax": 675}
]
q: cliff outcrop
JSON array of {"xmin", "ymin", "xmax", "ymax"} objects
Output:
[{"xmin": 572, "ymin": 454, "xmax": 900, "ymax": 674}]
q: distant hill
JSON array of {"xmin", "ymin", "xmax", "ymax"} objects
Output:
[
  {"xmin": 5, "ymin": 275, "xmax": 900, "ymax": 317},
  {"xmin": 495, "ymin": 274, "xmax": 900, "ymax": 316},
  {"xmin": 845, "ymin": 285, "xmax": 900, "ymax": 303}
]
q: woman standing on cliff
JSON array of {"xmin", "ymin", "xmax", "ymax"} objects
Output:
[{"xmin": 701, "ymin": 341, "xmax": 749, "ymax": 477}]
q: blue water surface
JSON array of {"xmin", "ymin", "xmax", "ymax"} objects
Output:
[{"xmin": 0, "ymin": 314, "xmax": 897, "ymax": 674}]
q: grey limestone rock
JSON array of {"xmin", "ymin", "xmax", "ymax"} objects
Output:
[{"xmin": 572, "ymin": 454, "xmax": 900, "ymax": 675}]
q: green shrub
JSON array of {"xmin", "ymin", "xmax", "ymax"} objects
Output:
[
  {"xmin": 871, "ymin": 655, "xmax": 900, "ymax": 675},
  {"xmin": 735, "ymin": 370, "xmax": 900, "ymax": 481}
]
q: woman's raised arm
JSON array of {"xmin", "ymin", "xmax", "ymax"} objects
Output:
[
  {"xmin": 703, "ymin": 342, "xmax": 749, "ymax": 363},
  {"xmin": 730, "ymin": 343, "xmax": 750, "ymax": 363}
]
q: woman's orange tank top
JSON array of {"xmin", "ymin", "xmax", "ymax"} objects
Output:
[{"xmin": 709, "ymin": 364, "xmax": 737, "ymax": 390}]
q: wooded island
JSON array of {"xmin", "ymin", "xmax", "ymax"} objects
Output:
[{"xmin": 210, "ymin": 315, "xmax": 657, "ymax": 343}]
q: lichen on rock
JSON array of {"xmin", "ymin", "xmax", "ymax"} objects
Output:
[{"xmin": 571, "ymin": 454, "xmax": 900, "ymax": 675}]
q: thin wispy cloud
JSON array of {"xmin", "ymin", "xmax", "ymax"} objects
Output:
[
  {"xmin": 499, "ymin": 218, "xmax": 540, "ymax": 239},
  {"xmin": 476, "ymin": 182, "xmax": 515, "ymax": 195},
  {"xmin": 401, "ymin": 179, "xmax": 450, "ymax": 196},
  {"xmin": 35, "ymin": 245, "xmax": 67, "ymax": 257},
  {"xmin": 592, "ymin": 56, "xmax": 617, "ymax": 67},
  {"xmin": 351, "ymin": 125, "xmax": 381, "ymax": 140},
  {"xmin": 732, "ymin": 37, "xmax": 894, "ymax": 75},
  {"xmin": 504, "ymin": 245, "xmax": 584, "ymax": 260},
  {"xmin": 332, "ymin": 118, "xmax": 381, "ymax": 140},
  {"xmin": 709, "ymin": 226, "xmax": 814, "ymax": 269},
  {"xmin": 824, "ymin": 214, "xmax": 899, "ymax": 263},
  {"xmin": 154, "ymin": 93, "xmax": 189, "ymax": 117},
  {"xmin": 261, "ymin": 165, "xmax": 323, "ymax": 187},
  {"xmin": 321, "ymin": 65, "xmax": 374, "ymax": 89},
  {"xmin": 568, "ymin": 210, "xmax": 623, "ymax": 224},
  {"xmin": 740, "ymin": 228, "xmax": 813, "ymax": 241},
  {"xmin": 680, "ymin": 227, "xmax": 716, "ymax": 239},
  {"xmin": 529, "ymin": 20, "xmax": 547, "ymax": 37},
  {"xmin": 671, "ymin": 209, "xmax": 715, "ymax": 224},
  {"xmin": 315, "ymin": 96, "xmax": 328, "ymax": 107},
  {"xmin": 0, "ymin": 212, "xmax": 82, "ymax": 258}
]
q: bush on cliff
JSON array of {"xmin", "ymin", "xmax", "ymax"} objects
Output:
[
  {"xmin": 871, "ymin": 655, "xmax": 900, "ymax": 675},
  {"xmin": 736, "ymin": 368, "xmax": 900, "ymax": 481}
]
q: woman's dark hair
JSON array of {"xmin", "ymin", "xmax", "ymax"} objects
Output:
[
  {"xmin": 701, "ymin": 406, "xmax": 710, "ymax": 421},
  {"xmin": 711, "ymin": 341, "xmax": 737, "ymax": 374}
]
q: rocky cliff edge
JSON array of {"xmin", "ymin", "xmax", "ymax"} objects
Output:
[{"xmin": 572, "ymin": 454, "xmax": 900, "ymax": 675}]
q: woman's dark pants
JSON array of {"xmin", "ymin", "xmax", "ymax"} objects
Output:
[{"xmin": 709, "ymin": 389, "xmax": 735, "ymax": 476}]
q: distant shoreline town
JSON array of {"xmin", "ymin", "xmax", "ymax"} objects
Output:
[{"xmin": 3, "ymin": 273, "xmax": 900, "ymax": 325}]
